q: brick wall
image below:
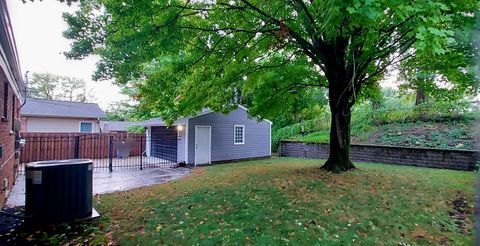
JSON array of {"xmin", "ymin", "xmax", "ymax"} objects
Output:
[
  {"xmin": 0, "ymin": 82, "xmax": 20, "ymax": 207},
  {"xmin": 280, "ymin": 141, "xmax": 478, "ymax": 171}
]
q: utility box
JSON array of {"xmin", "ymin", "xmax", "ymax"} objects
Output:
[{"xmin": 25, "ymin": 159, "xmax": 93, "ymax": 224}]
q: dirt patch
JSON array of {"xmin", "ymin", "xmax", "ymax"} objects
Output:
[
  {"xmin": 352, "ymin": 129, "xmax": 384, "ymax": 144},
  {"xmin": 449, "ymin": 190, "xmax": 474, "ymax": 234},
  {"xmin": 408, "ymin": 225, "xmax": 453, "ymax": 245}
]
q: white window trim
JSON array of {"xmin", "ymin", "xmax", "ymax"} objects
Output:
[
  {"xmin": 79, "ymin": 121, "xmax": 93, "ymax": 133},
  {"xmin": 233, "ymin": 125, "xmax": 245, "ymax": 145}
]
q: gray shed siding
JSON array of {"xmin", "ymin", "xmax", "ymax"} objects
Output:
[{"xmin": 187, "ymin": 108, "xmax": 270, "ymax": 164}]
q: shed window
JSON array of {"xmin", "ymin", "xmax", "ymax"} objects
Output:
[
  {"xmin": 234, "ymin": 125, "xmax": 245, "ymax": 145},
  {"xmin": 80, "ymin": 122, "xmax": 93, "ymax": 133}
]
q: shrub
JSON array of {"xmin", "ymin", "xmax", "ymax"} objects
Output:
[
  {"xmin": 271, "ymin": 114, "xmax": 330, "ymax": 152},
  {"xmin": 271, "ymin": 100, "xmax": 479, "ymax": 152}
]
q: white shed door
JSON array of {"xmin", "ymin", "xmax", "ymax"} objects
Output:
[{"xmin": 195, "ymin": 126, "xmax": 211, "ymax": 165}]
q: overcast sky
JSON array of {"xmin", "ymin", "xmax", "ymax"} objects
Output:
[
  {"xmin": 6, "ymin": 0, "xmax": 406, "ymax": 111},
  {"xmin": 6, "ymin": 0, "xmax": 127, "ymax": 109}
]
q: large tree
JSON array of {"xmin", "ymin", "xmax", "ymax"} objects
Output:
[{"xmin": 63, "ymin": 0, "xmax": 478, "ymax": 172}]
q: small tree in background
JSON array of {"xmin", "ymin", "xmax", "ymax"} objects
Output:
[
  {"xmin": 399, "ymin": 11, "xmax": 479, "ymax": 105},
  {"xmin": 28, "ymin": 72, "xmax": 59, "ymax": 100},
  {"xmin": 104, "ymin": 84, "xmax": 161, "ymax": 122},
  {"xmin": 28, "ymin": 72, "xmax": 94, "ymax": 102}
]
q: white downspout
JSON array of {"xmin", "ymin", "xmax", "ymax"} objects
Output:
[{"xmin": 185, "ymin": 119, "xmax": 190, "ymax": 165}]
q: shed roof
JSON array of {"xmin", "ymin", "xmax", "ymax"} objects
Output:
[
  {"xmin": 100, "ymin": 121, "xmax": 135, "ymax": 132},
  {"xmin": 138, "ymin": 105, "xmax": 272, "ymax": 126},
  {"xmin": 140, "ymin": 117, "xmax": 187, "ymax": 127},
  {"xmin": 21, "ymin": 98, "xmax": 105, "ymax": 119}
]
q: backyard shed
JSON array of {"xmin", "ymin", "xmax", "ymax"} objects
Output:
[{"xmin": 141, "ymin": 106, "xmax": 272, "ymax": 166}]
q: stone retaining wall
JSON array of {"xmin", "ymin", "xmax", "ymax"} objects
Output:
[{"xmin": 280, "ymin": 141, "xmax": 478, "ymax": 171}]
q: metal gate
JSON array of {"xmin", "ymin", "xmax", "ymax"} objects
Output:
[{"xmin": 19, "ymin": 133, "xmax": 178, "ymax": 172}]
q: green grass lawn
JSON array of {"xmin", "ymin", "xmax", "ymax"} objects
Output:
[{"xmin": 64, "ymin": 158, "xmax": 475, "ymax": 245}]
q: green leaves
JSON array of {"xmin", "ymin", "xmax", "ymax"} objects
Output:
[
  {"xmin": 62, "ymin": 0, "xmax": 477, "ymax": 123},
  {"xmin": 400, "ymin": 5, "xmax": 478, "ymax": 102}
]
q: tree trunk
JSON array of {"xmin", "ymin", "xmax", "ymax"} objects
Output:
[
  {"xmin": 372, "ymin": 100, "xmax": 381, "ymax": 110},
  {"xmin": 321, "ymin": 87, "xmax": 356, "ymax": 172},
  {"xmin": 320, "ymin": 40, "xmax": 356, "ymax": 172},
  {"xmin": 415, "ymin": 89, "xmax": 427, "ymax": 105}
]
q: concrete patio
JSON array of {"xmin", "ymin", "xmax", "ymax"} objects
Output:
[{"xmin": 4, "ymin": 167, "xmax": 192, "ymax": 208}]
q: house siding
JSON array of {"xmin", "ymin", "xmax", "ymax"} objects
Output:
[
  {"xmin": 21, "ymin": 116, "xmax": 100, "ymax": 133},
  {"xmin": 188, "ymin": 108, "xmax": 271, "ymax": 164}
]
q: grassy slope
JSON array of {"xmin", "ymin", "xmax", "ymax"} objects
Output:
[
  {"xmin": 290, "ymin": 120, "xmax": 475, "ymax": 150},
  {"xmin": 66, "ymin": 158, "xmax": 475, "ymax": 245}
]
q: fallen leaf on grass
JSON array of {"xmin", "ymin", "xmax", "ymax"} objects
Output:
[{"xmin": 411, "ymin": 227, "xmax": 427, "ymax": 239}]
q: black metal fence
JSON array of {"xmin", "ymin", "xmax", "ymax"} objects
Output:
[{"xmin": 19, "ymin": 133, "xmax": 178, "ymax": 172}]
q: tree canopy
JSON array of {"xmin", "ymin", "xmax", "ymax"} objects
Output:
[
  {"xmin": 399, "ymin": 8, "xmax": 479, "ymax": 103},
  {"xmin": 63, "ymin": 0, "xmax": 478, "ymax": 172}
]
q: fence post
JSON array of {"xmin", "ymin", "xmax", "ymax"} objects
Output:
[
  {"xmin": 108, "ymin": 136, "xmax": 113, "ymax": 172},
  {"xmin": 140, "ymin": 136, "xmax": 143, "ymax": 170},
  {"xmin": 74, "ymin": 136, "xmax": 80, "ymax": 159}
]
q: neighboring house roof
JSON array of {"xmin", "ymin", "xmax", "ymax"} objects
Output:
[
  {"xmin": 138, "ymin": 105, "xmax": 272, "ymax": 126},
  {"xmin": 21, "ymin": 98, "xmax": 105, "ymax": 119},
  {"xmin": 0, "ymin": 1, "xmax": 25, "ymax": 101},
  {"xmin": 100, "ymin": 121, "xmax": 134, "ymax": 132}
]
